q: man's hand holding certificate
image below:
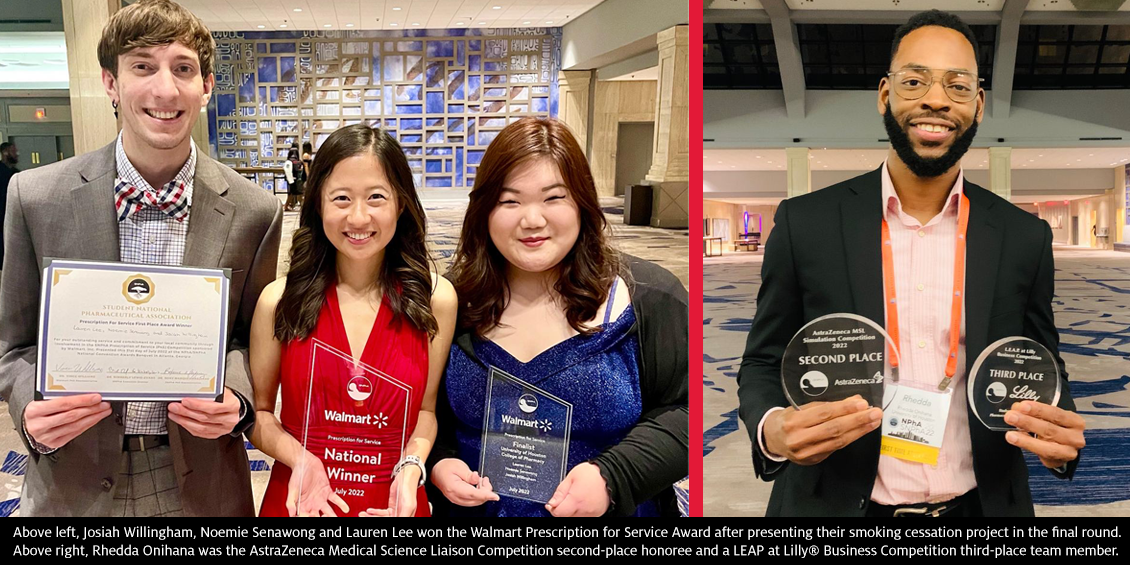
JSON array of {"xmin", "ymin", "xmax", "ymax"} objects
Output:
[
  {"xmin": 168, "ymin": 387, "xmax": 242, "ymax": 439},
  {"xmin": 23, "ymin": 393, "xmax": 112, "ymax": 450}
]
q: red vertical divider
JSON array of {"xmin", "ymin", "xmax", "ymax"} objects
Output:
[{"xmin": 689, "ymin": 0, "xmax": 705, "ymax": 518}]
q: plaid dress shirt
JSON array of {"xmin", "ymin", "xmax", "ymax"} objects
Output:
[{"xmin": 115, "ymin": 133, "xmax": 195, "ymax": 435}]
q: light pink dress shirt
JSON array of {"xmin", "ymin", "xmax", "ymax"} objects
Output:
[{"xmin": 758, "ymin": 161, "xmax": 978, "ymax": 505}]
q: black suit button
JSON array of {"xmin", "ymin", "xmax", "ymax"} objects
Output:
[
  {"xmin": 100, "ymin": 478, "xmax": 113, "ymax": 491},
  {"xmin": 114, "ymin": 413, "xmax": 123, "ymax": 426},
  {"xmin": 859, "ymin": 498, "xmax": 866, "ymax": 509}
]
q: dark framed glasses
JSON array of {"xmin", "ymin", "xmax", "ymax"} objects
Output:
[{"xmin": 887, "ymin": 68, "xmax": 983, "ymax": 103}]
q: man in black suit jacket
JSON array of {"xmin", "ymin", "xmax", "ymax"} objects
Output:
[{"xmin": 737, "ymin": 10, "xmax": 1085, "ymax": 517}]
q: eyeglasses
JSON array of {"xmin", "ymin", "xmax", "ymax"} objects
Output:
[{"xmin": 887, "ymin": 68, "xmax": 983, "ymax": 103}]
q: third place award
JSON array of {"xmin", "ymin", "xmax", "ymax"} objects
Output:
[
  {"xmin": 968, "ymin": 336, "xmax": 1061, "ymax": 431},
  {"xmin": 480, "ymin": 367, "xmax": 572, "ymax": 504},
  {"xmin": 782, "ymin": 313, "xmax": 900, "ymax": 409}
]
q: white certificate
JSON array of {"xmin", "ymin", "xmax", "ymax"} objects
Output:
[{"xmin": 36, "ymin": 259, "xmax": 229, "ymax": 401}]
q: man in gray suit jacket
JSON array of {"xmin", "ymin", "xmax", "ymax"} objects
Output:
[{"xmin": 0, "ymin": 0, "xmax": 281, "ymax": 516}]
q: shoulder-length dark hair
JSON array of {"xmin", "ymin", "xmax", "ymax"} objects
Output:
[
  {"xmin": 274, "ymin": 125, "xmax": 437, "ymax": 340},
  {"xmin": 448, "ymin": 117, "xmax": 619, "ymax": 338}
]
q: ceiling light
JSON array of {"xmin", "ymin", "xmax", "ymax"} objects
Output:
[
  {"xmin": 390, "ymin": 23, "xmax": 398, "ymax": 26},
  {"xmin": 546, "ymin": 20, "xmax": 554, "ymax": 24},
  {"xmin": 493, "ymin": 5, "xmax": 502, "ymax": 9},
  {"xmin": 293, "ymin": 8, "xmax": 302, "ymax": 12},
  {"xmin": 393, "ymin": 7, "xmax": 401, "ymax": 10},
  {"xmin": 257, "ymin": 25, "xmax": 265, "ymax": 29},
  {"xmin": 523, "ymin": 21, "xmax": 531, "ymax": 24},
  {"xmin": 279, "ymin": 24, "xmax": 287, "ymax": 28},
  {"xmin": 457, "ymin": 22, "xmax": 465, "ymax": 25},
  {"xmin": 412, "ymin": 22, "xmax": 419, "ymax": 26},
  {"xmin": 479, "ymin": 21, "xmax": 487, "ymax": 25},
  {"xmin": 346, "ymin": 23, "xmax": 354, "ymax": 27},
  {"xmin": 324, "ymin": 24, "xmax": 331, "ymax": 27}
]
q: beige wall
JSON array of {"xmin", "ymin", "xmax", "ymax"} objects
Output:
[
  {"xmin": 703, "ymin": 200, "xmax": 741, "ymax": 242},
  {"xmin": 62, "ymin": 0, "xmax": 120, "ymax": 155},
  {"xmin": 591, "ymin": 80, "xmax": 656, "ymax": 196},
  {"xmin": 1065, "ymin": 193, "xmax": 1115, "ymax": 249},
  {"xmin": 1039, "ymin": 202, "xmax": 1071, "ymax": 244},
  {"xmin": 703, "ymin": 200, "xmax": 778, "ymax": 247}
]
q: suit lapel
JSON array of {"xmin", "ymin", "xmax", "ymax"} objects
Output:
[
  {"xmin": 72, "ymin": 144, "xmax": 120, "ymax": 261},
  {"xmin": 962, "ymin": 184, "xmax": 1003, "ymax": 490},
  {"xmin": 183, "ymin": 155, "xmax": 234, "ymax": 268},
  {"xmin": 839, "ymin": 168, "xmax": 887, "ymax": 476},
  {"xmin": 841, "ymin": 167, "xmax": 885, "ymax": 328},
  {"xmin": 963, "ymin": 185, "xmax": 1001, "ymax": 367}
]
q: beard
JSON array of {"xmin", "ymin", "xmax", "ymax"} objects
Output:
[{"xmin": 883, "ymin": 101, "xmax": 978, "ymax": 178}]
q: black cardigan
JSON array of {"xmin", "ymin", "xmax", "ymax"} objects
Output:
[{"xmin": 427, "ymin": 254, "xmax": 689, "ymax": 516}]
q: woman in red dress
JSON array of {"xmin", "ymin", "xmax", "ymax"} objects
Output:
[{"xmin": 248, "ymin": 125, "xmax": 457, "ymax": 517}]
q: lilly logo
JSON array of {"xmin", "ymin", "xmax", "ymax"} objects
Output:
[
  {"xmin": 347, "ymin": 376, "xmax": 373, "ymax": 402},
  {"xmin": 518, "ymin": 394, "xmax": 538, "ymax": 414}
]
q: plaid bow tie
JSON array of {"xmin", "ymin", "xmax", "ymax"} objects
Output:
[{"xmin": 114, "ymin": 179, "xmax": 189, "ymax": 222}]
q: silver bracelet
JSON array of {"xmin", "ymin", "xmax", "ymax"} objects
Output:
[{"xmin": 392, "ymin": 455, "xmax": 426, "ymax": 487}]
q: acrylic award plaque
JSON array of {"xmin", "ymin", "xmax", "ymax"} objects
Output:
[
  {"xmin": 479, "ymin": 366, "xmax": 573, "ymax": 504},
  {"xmin": 782, "ymin": 313, "xmax": 900, "ymax": 410},
  {"xmin": 967, "ymin": 336, "xmax": 1061, "ymax": 432},
  {"xmin": 296, "ymin": 339, "xmax": 413, "ymax": 515}
]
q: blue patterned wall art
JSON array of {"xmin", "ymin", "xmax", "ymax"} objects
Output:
[{"xmin": 207, "ymin": 28, "xmax": 561, "ymax": 191}]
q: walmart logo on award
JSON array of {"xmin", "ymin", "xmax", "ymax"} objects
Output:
[{"xmin": 518, "ymin": 393, "xmax": 538, "ymax": 413}]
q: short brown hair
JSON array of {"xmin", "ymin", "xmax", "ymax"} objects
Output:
[
  {"xmin": 448, "ymin": 117, "xmax": 620, "ymax": 338},
  {"xmin": 98, "ymin": 0, "xmax": 215, "ymax": 77}
]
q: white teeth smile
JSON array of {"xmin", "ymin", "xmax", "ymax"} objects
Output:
[
  {"xmin": 346, "ymin": 232, "xmax": 374, "ymax": 241},
  {"xmin": 916, "ymin": 123, "xmax": 952, "ymax": 133},
  {"xmin": 146, "ymin": 109, "xmax": 180, "ymax": 120}
]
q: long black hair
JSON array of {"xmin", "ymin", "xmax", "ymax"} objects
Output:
[{"xmin": 274, "ymin": 125, "xmax": 437, "ymax": 340}]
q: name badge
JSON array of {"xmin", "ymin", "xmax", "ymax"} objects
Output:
[{"xmin": 879, "ymin": 385, "xmax": 951, "ymax": 466}]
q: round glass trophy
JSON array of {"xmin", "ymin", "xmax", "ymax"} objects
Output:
[
  {"xmin": 781, "ymin": 313, "xmax": 900, "ymax": 410},
  {"xmin": 967, "ymin": 336, "xmax": 1061, "ymax": 432}
]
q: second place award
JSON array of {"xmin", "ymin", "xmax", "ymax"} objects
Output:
[{"xmin": 781, "ymin": 313, "xmax": 900, "ymax": 409}]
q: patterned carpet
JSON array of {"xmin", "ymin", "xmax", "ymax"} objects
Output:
[
  {"xmin": 0, "ymin": 195, "xmax": 688, "ymax": 517},
  {"xmin": 703, "ymin": 245, "xmax": 1130, "ymax": 517}
]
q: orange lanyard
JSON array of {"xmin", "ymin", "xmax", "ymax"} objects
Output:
[{"xmin": 881, "ymin": 193, "xmax": 970, "ymax": 391}]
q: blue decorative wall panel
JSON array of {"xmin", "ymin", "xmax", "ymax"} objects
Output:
[{"xmin": 208, "ymin": 28, "xmax": 561, "ymax": 190}]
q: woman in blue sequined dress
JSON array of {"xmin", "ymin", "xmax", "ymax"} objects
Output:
[{"xmin": 429, "ymin": 117, "xmax": 688, "ymax": 517}]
